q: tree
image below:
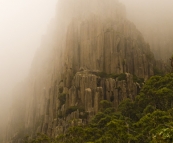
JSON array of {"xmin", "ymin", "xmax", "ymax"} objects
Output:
[{"xmin": 170, "ymin": 55, "xmax": 173, "ymax": 72}]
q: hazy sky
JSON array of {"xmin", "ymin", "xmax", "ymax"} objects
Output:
[
  {"xmin": 119, "ymin": 0, "xmax": 173, "ymax": 29},
  {"xmin": 120, "ymin": 0, "xmax": 173, "ymax": 60},
  {"xmin": 0, "ymin": 0, "xmax": 58, "ymax": 120}
]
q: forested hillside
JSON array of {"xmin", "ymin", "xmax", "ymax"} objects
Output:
[{"xmin": 23, "ymin": 72, "xmax": 173, "ymax": 143}]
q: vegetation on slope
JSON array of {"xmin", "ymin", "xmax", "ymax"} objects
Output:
[{"xmin": 23, "ymin": 73, "xmax": 173, "ymax": 143}]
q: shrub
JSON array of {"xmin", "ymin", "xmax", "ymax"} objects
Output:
[
  {"xmin": 66, "ymin": 106, "xmax": 85, "ymax": 116},
  {"xmin": 133, "ymin": 75, "xmax": 144, "ymax": 86},
  {"xmin": 59, "ymin": 87, "xmax": 63, "ymax": 93},
  {"xmin": 66, "ymin": 106, "xmax": 78, "ymax": 115},
  {"xmin": 57, "ymin": 111, "xmax": 63, "ymax": 119},
  {"xmin": 79, "ymin": 112, "xmax": 89, "ymax": 119},
  {"xmin": 99, "ymin": 100, "xmax": 112, "ymax": 112},
  {"xmin": 92, "ymin": 71, "xmax": 126, "ymax": 80},
  {"xmin": 117, "ymin": 73, "xmax": 126, "ymax": 81},
  {"xmin": 58, "ymin": 93, "xmax": 66, "ymax": 107},
  {"xmin": 153, "ymin": 67, "xmax": 164, "ymax": 76}
]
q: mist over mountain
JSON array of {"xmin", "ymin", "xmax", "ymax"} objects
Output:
[
  {"xmin": 0, "ymin": 0, "xmax": 58, "ymax": 141},
  {"xmin": 1, "ymin": 0, "xmax": 173, "ymax": 142},
  {"xmin": 120, "ymin": 0, "xmax": 173, "ymax": 60}
]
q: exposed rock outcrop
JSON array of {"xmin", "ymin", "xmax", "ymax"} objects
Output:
[
  {"xmin": 35, "ymin": 71, "xmax": 140, "ymax": 137},
  {"xmin": 4, "ymin": 0, "xmax": 166, "ymax": 142},
  {"xmin": 64, "ymin": 15, "xmax": 154, "ymax": 79}
]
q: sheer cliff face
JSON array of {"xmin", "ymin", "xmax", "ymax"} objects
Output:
[
  {"xmin": 5, "ymin": 0, "xmax": 165, "ymax": 142},
  {"xmin": 57, "ymin": 0, "xmax": 155, "ymax": 79},
  {"xmin": 65, "ymin": 15, "xmax": 154, "ymax": 79}
]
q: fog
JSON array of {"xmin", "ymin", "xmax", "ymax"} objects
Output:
[
  {"xmin": 0, "ymin": 0, "xmax": 58, "ymax": 138},
  {"xmin": 0, "ymin": 0, "xmax": 173, "ymax": 140},
  {"xmin": 119, "ymin": 0, "xmax": 173, "ymax": 60}
]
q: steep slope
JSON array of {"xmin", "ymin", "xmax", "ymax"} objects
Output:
[{"xmin": 4, "ymin": 0, "xmax": 166, "ymax": 142}]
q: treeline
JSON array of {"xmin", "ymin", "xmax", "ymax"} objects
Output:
[{"xmin": 24, "ymin": 73, "xmax": 173, "ymax": 143}]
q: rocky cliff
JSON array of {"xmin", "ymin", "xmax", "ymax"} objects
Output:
[{"xmin": 4, "ymin": 0, "xmax": 166, "ymax": 142}]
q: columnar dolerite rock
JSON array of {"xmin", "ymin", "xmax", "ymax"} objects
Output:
[
  {"xmin": 39, "ymin": 71, "xmax": 141, "ymax": 137},
  {"xmin": 4, "ymin": 0, "xmax": 166, "ymax": 142},
  {"xmin": 64, "ymin": 15, "xmax": 155, "ymax": 79},
  {"xmin": 64, "ymin": 71, "xmax": 139, "ymax": 112}
]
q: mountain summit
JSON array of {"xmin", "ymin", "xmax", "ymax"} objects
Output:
[{"xmin": 4, "ymin": 0, "xmax": 166, "ymax": 142}]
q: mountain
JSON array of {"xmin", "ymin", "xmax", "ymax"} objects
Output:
[{"xmin": 4, "ymin": 0, "xmax": 166, "ymax": 142}]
